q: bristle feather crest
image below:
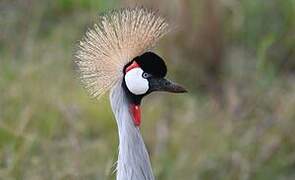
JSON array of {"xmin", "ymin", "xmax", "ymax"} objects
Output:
[{"xmin": 75, "ymin": 7, "xmax": 169, "ymax": 98}]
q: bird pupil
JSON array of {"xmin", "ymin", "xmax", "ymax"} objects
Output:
[{"xmin": 142, "ymin": 72, "xmax": 149, "ymax": 78}]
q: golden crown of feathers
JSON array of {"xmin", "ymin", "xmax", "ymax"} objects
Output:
[{"xmin": 75, "ymin": 7, "xmax": 169, "ymax": 98}]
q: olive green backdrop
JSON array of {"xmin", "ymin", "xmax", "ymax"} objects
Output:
[{"xmin": 1, "ymin": 0, "xmax": 295, "ymax": 179}]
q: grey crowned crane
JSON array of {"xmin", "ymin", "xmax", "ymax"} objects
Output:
[{"xmin": 75, "ymin": 7, "xmax": 186, "ymax": 180}]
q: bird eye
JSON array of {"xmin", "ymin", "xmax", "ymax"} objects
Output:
[{"xmin": 142, "ymin": 72, "xmax": 151, "ymax": 79}]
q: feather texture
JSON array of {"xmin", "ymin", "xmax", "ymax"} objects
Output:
[
  {"xmin": 110, "ymin": 80, "xmax": 154, "ymax": 180},
  {"xmin": 75, "ymin": 7, "xmax": 169, "ymax": 98}
]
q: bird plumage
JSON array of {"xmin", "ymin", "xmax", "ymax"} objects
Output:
[
  {"xmin": 74, "ymin": 7, "xmax": 186, "ymax": 180},
  {"xmin": 75, "ymin": 7, "xmax": 169, "ymax": 98},
  {"xmin": 110, "ymin": 80, "xmax": 154, "ymax": 180},
  {"xmin": 75, "ymin": 7, "xmax": 170, "ymax": 180}
]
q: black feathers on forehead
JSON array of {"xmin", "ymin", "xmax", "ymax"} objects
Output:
[{"xmin": 135, "ymin": 52, "xmax": 167, "ymax": 77}]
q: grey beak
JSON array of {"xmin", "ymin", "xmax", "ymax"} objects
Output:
[{"xmin": 149, "ymin": 78, "xmax": 187, "ymax": 93}]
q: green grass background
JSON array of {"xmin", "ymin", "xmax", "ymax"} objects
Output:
[{"xmin": 1, "ymin": 0, "xmax": 295, "ymax": 179}]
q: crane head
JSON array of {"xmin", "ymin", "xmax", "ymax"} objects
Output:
[
  {"xmin": 75, "ymin": 7, "xmax": 185, "ymax": 126},
  {"xmin": 122, "ymin": 52, "xmax": 186, "ymax": 126}
]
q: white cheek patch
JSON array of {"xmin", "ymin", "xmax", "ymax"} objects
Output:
[{"xmin": 124, "ymin": 68, "xmax": 149, "ymax": 95}]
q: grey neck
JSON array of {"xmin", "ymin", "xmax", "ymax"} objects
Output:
[{"xmin": 110, "ymin": 81, "xmax": 154, "ymax": 180}]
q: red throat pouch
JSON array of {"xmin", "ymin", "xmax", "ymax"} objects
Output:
[{"xmin": 130, "ymin": 104, "xmax": 141, "ymax": 126}]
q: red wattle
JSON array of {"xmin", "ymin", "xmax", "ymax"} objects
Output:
[{"xmin": 130, "ymin": 104, "xmax": 141, "ymax": 126}]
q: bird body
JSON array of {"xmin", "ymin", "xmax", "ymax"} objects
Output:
[{"xmin": 75, "ymin": 7, "xmax": 186, "ymax": 180}]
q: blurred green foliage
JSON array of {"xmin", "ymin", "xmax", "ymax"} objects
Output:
[{"xmin": 0, "ymin": 0, "xmax": 295, "ymax": 179}]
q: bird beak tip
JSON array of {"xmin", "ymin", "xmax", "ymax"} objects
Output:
[
  {"xmin": 173, "ymin": 86, "xmax": 188, "ymax": 93},
  {"xmin": 149, "ymin": 77, "xmax": 188, "ymax": 94}
]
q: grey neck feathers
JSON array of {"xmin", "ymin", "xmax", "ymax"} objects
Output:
[{"xmin": 110, "ymin": 81, "xmax": 154, "ymax": 180}]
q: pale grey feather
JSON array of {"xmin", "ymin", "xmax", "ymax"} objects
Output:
[{"xmin": 110, "ymin": 81, "xmax": 154, "ymax": 180}]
